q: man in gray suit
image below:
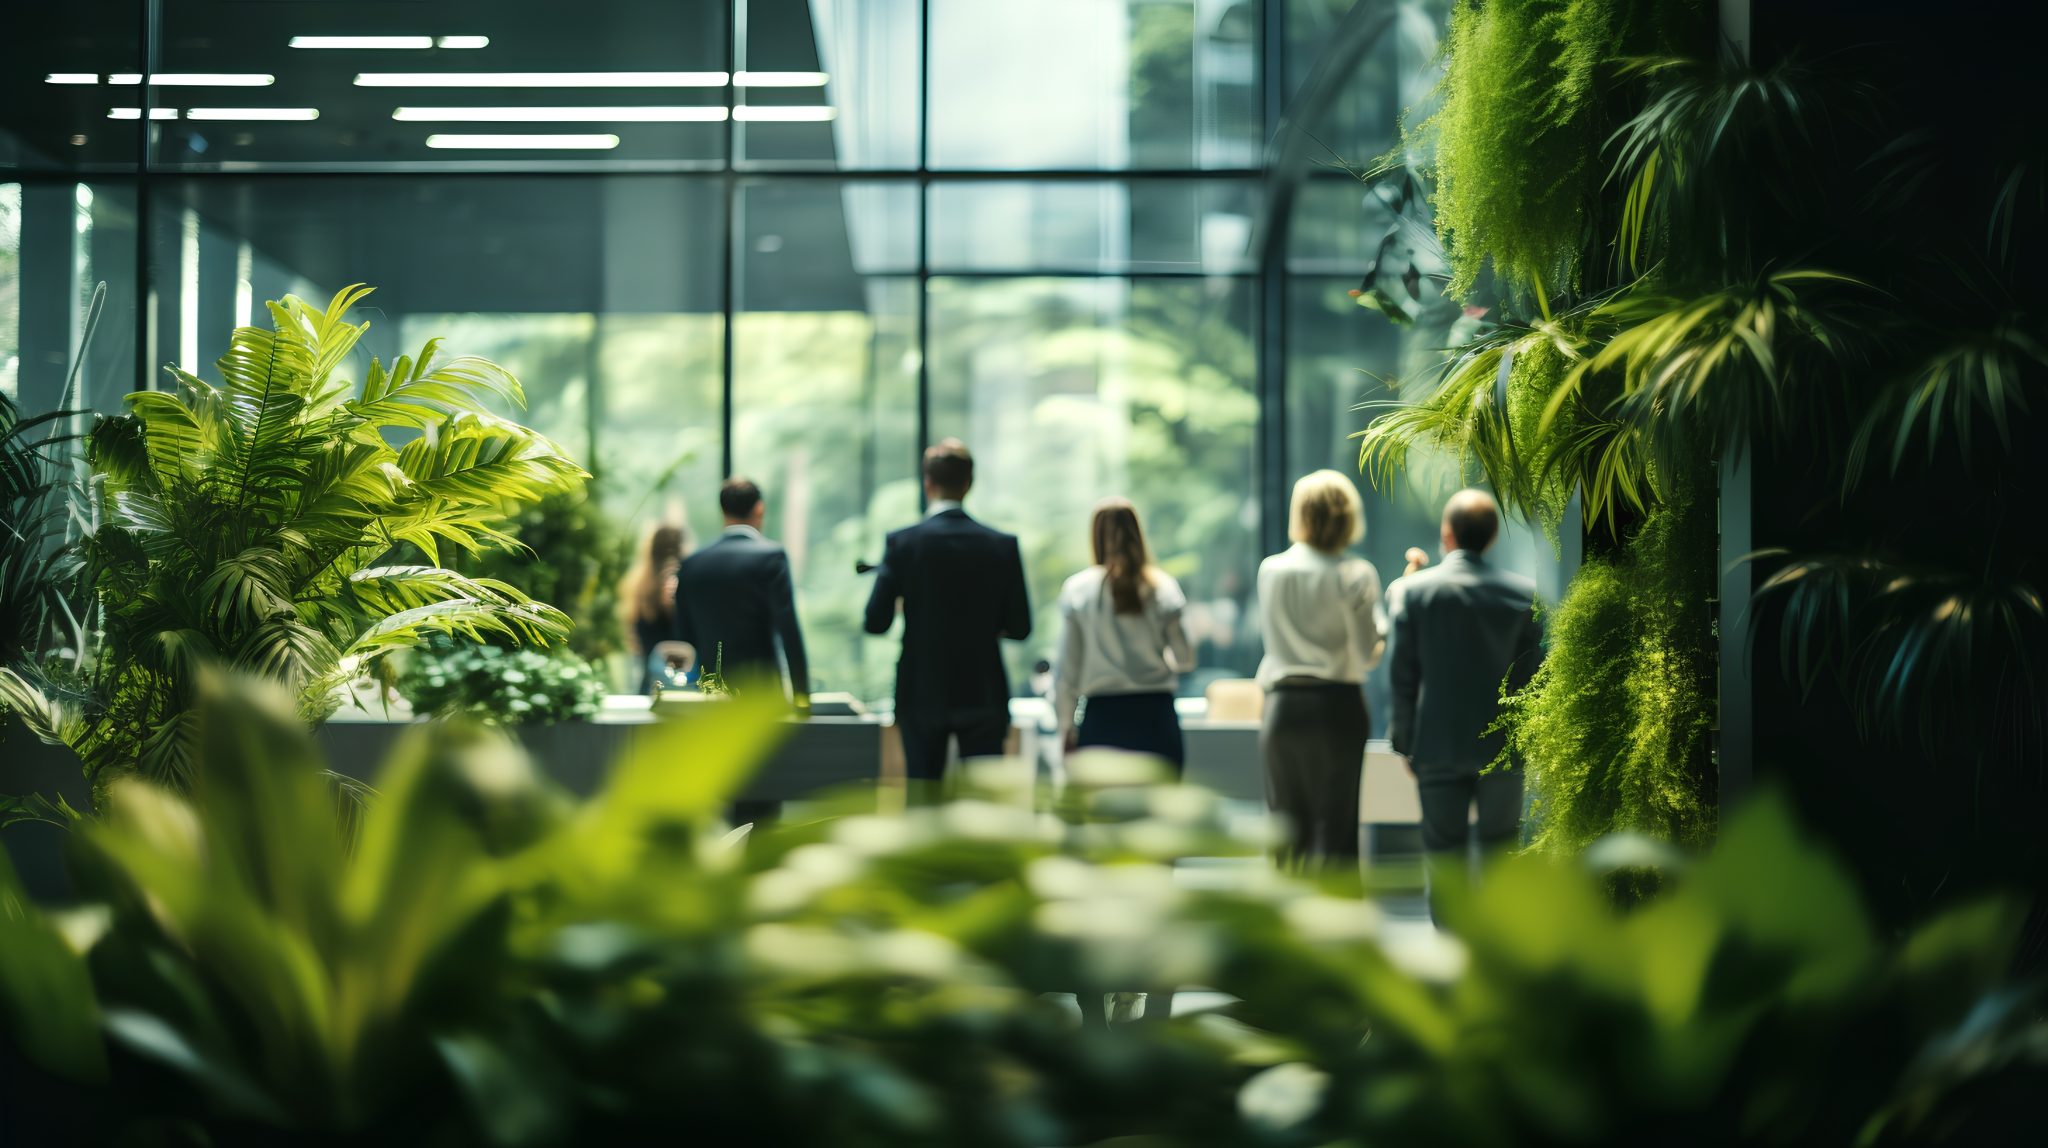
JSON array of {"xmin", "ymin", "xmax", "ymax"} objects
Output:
[{"xmin": 1386, "ymin": 490, "xmax": 1544, "ymax": 880}]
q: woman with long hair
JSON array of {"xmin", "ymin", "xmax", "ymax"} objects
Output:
[
  {"xmin": 1053, "ymin": 497, "xmax": 1195, "ymax": 770},
  {"xmin": 618, "ymin": 521, "xmax": 688, "ymax": 694},
  {"xmin": 1255, "ymin": 470, "xmax": 1387, "ymax": 869}
]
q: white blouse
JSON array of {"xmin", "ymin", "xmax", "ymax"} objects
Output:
[
  {"xmin": 1253, "ymin": 543, "xmax": 1386, "ymax": 689},
  {"xmin": 1053, "ymin": 566, "xmax": 1195, "ymax": 735}
]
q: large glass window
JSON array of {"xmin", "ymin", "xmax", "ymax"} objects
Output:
[
  {"xmin": 732, "ymin": 178, "xmax": 919, "ymax": 702},
  {"xmin": 4, "ymin": 0, "xmax": 1540, "ymax": 705},
  {"xmin": 736, "ymin": 0, "xmax": 921, "ymax": 169},
  {"xmin": 928, "ymin": 276, "xmax": 1262, "ymax": 692},
  {"xmin": 928, "ymin": 0, "xmax": 1261, "ymax": 171}
]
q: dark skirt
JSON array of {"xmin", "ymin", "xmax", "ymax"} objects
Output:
[
  {"xmin": 1077, "ymin": 691, "xmax": 1185, "ymax": 772},
  {"xmin": 1260, "ymin": 681, "xmax": 1369, "ymax": 864}
]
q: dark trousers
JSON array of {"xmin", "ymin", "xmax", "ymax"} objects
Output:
[
  {"xmin": 1417, "ymin": 766, "xmax": 1524, "ymax": 923},
  {"xmin": 1260, "ymin": 681, "xmax": 1369, "ymax": 865},
  {"xmin": 1416, "ymin": 767, "xmax": 1524, "ymax": 854},
  {"xmin": 898, "ymin": 708, "xmax": 1010, "ymax": 783},
  {"xmin": 1077, "ymin": 691, "xmax": 1184, "ymax": 773}
]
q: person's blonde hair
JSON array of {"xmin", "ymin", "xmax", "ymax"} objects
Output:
[
  {"xmin": 1089, "ymin": 497, "xmax": 1157, "ymax": 614},
  {"xmin": 1288, "ymin": 470, "xmax": 1365, "ymax": 553},
  {"xmin": 618, "ymin": 521, "xmax": 687, "ymax": 652}
]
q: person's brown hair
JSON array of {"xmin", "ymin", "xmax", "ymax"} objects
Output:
[
  {"xmin": 719, "ymin": 476, "xmax": 763, "ymax": 520},
  {"xmin": 1090, "ymin": 497, "xmax": 1155, "ymax": 614},
  {"xmin": 618, "ymin": 522, "xmax": 687, "ymax": 650},
  {"xmin": 923, "ymin": 438, "xmax": 974, "ymax": 500},
  {"xmin": 1288, "ymin": 469, "xmax": 1365, "ymax": 553}
]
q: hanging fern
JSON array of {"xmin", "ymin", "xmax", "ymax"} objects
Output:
[
  {"xmin": 1493, "ymin": 478, "xmax": 1717, "ymax": 855},
  {"xmin": 1422, "ymin": 0, "xmax": 1707, "ymax": 302}
]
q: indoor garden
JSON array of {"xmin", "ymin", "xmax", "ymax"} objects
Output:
[{"xmin": 5, "ymin": 1, "xmax": 2045, "ymax": 1144}]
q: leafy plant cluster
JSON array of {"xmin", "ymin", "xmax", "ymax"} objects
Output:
[
  {"xmin": 398, "ymin": 640, "xmax": 606, "ymax": 726},
  {"xmin": 1, "ymin": 676, "xmax": 2039, "ymax": 1146},
  {"xmin": 437, "ymin": 488, "xmax": 630, "ymax": 668},
  {"xmin": 1494, "ymin": 483, "xmax": 1716, "ymax": 855},
  {"xmin": 0, "ymin": 286, "xmax": 587, "ymax": 795},
  {"xmin": 1354, "ymin": 0, "xmax": 2048, "ymax": 892},
  {"xmin": 1421, "ymin": 0, "xmax": 1705, "ymax": 302}
]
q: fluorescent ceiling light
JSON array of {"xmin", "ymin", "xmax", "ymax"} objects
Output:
[
  {"xmin": 735, "ymin": 71, "xmax": 829, "ymax": 87},
  {"xmin": 395, "ymin": 105, "xmax": 726, "ymax": 122},
  {"xmin": 291, "ymin": 35, "xmax": 434, "ymax": 49},
  {"xmin": 360, "ymin": 71, "xmax": 727, "ymax": 87},
  {"xmin": 424, "ymin": 133, "xmax": 621, "ymax": 149},
  {"xmin": 46, "ymin": 73, "xmax": 99, "ymax": 84},
  {"xmin": 733, "ymin": 106, "xmax": 838, "ymax": 122},
  {"xmin": 109, "ymin": 73, "xmax": 275, "ymax": 86},
  {"xmin": 108, "ymin": 108, "xmax": 179, "ymax": 120},
  {"xmin": 187, "ymin": 107, "xmax": 320, "ymax": 121},
  {"xmin": 436, "ymin": 36, "xmax": 491, "ymax": 49}
]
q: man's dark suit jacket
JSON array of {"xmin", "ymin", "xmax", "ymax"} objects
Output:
[
  {"xmin": 1386, "ymin": 550, "xmax": 1544, "ymax": 774},
  {"xmin": 862, "ymin": 507, "xmax": 1032, "ymax": 722},
  {"xmin": 674, "ymin": 525, "xmax": 809, "ymax": 698}
]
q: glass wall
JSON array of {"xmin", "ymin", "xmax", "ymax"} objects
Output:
[{"xmin": 1, "ymin": 0, "xmax": 1567, "ymax": 714}]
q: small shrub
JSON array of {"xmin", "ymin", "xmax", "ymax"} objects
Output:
[{"xmin": 400, "ymin": 642, "xmax": 606, "ymax": 726}]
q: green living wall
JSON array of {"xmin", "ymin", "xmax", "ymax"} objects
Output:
[{"xmin": 1361, "ymin": 0, "xmax": 2048, "ymax": 937}]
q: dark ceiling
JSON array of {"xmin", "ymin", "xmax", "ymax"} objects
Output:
[{"xmin": 0, "ymin": 0, "xmax": 841, "ymax": 171}]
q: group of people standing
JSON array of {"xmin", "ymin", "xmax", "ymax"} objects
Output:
[{"xmin": 617, "ymin": 440, "xmax": 1545, "ymax": 872}]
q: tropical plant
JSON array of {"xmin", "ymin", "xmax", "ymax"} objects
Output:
[
  {"xmin": 2, "ymin": 674, "xmax": 2036, "ymax": 1146},
  {"xmin": 0, "ymin": 390, "xmax": 82, "ymax": 674},
  {"xmin": 0, "ymin": 285, "xmax": 587, "ymax": 793},
  {"xmin": 399, "ymin": 640, "xmax": 606, "ymax": 726}
]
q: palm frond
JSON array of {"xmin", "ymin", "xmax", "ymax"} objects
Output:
[
  {"xmin": 1845, "ymin": 319, "xmax": 2047, "ymax": 488},
  {"xmin": 351, "ymin": 339, "xmax": 525, "ymax": 429},
  {"xmin": 1753, "ymin": 553, "xmax": 2048, "ymax": 755},
  {"xmin": 1570, "ymin": 269, "xmax": 1874, "ymax": 467},
  {"xmin": 1606, "ymin": 57, "xmax": 1869, "ymax": 279},
  {"xmin": 396, "ymin": 414, "xmax": 590, "ymax": 509}
]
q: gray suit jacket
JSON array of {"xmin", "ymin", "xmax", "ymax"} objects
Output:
[{"xmin": 1385, "ymin": 551, "xmax": 1544, "ymax": 775}]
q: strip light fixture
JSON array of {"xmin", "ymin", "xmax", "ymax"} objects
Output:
[
  {"xmin": 733, "ymin": 106, "xmax": 838, "ymax": 122},
  {"xmin": 396, "ymin": 106, "xmax": 726, "ymax": 122},
  {"xmin": 290, "ymin": 35, "xmax": 490, "ymax": 49},
  {"xmin": 187, "ymin": 107, "xmax": 320, "ymax": 121},
  {"xmin": 107, "ymin": 107, "xmax": 179, "ymax": 120},
  {"xmin": 106, "ymin": 73, "xmax": 276, "ymax": 86},
  {"xmin": 46, "ymin": 73, "xmax": 99, "ymax": 84},
  {"xmin": 734, "ymin": 71, "xmax": 829, "ymax": 87},
  {"xmin": 424, "ymin": 133, "xmax": 621, "ymax": 149},
  {"xmin": 359, "ymin": 71, "xmax": 727, "ymax": 87}
]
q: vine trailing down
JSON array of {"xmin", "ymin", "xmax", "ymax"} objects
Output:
[
  {"xmin": 0, "ymin": 285, "xmax": 588, "ymax": 795},
  {"xmin": 1492, "ymin": 478, "xmax": 1717, "ymax": 855}
]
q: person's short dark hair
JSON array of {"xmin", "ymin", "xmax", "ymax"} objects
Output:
[
  {"xmin": 1444, "ymin": 489, "xmax": 1500, "ymax": 552},
  {"xmin": 923, "ymin": 439, "xmax": 974, "ymax": 500},
  {"xmin": 720, "ymin": 476, "xmax": 764, "ymax": 520}
]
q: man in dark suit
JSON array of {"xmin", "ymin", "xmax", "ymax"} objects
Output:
[
  {"xmin": 674, "ymin": 477, "xmax": 810, "ymax": 705},
  {"xmin": 1386, "ymin": 489, "xmax": 1544, "ymax": 883},
  {"xmin": 863, "ymin": 439, "xmax": 1032, "ymax": 784}
]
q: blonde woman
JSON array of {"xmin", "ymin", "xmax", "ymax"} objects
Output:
[
  {"xmin": 1255, "ymin": 471, "xmax": 1387, "ymax": 866},
  {"xmin": 617, "ymin": 521, "xmax": 688, "ymax": 694},
  {"xmin": 1054, "ymin": 498, "xmax": 1195, "ymax": 771}
]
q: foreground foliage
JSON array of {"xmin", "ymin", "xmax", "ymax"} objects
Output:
[{"xmin": 2, "ymin": 677, "xmax": 2040, "ymax": 1146}]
